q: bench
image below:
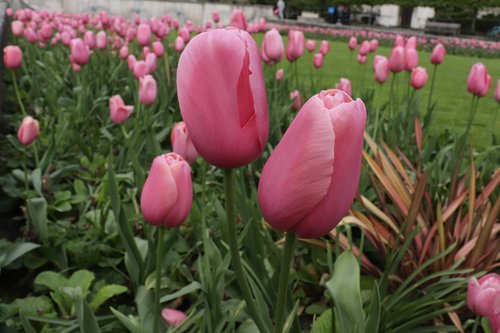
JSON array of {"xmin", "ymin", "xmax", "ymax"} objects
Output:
[{"xmin": 425, "ymin": 21, "xmax": 461, "ymax": 36}]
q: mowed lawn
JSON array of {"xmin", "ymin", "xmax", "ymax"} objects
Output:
[{"xmin": 257, "ymin": 34, "xmax": 500, "ymax": 150}]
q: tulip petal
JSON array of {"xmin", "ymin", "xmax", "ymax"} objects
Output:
[
  {"xmin": 165, "ymin": 161, "xmax": 193, "ymax": 227},
  {"xmin": 258, "ymin": 97, "xmax": 334, "ymax": 232}
]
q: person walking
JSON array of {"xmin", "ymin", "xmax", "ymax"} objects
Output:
[{"xmin": 277, "ymin": 0, "xmax": 285, "ymax": 19}]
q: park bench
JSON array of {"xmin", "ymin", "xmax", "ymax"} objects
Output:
[{"xmin": 425, "ymin": 21, "xmax": 461, "ymax": 36}]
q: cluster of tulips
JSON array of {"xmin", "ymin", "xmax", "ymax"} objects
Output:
[{"xmin": 3, "ymin": 5, "xmax": 500, "ymax": 332}]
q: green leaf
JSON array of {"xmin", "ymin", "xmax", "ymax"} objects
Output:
[
  {"xmin": 68, "ymin": 270, "xmax": 95, "ymax": 297},
  {"xmin": 62, "ymin": 287, "xmax": 101, "ymax": 333},
  {"xmin": 110, "ymin": 307, "xmax": 147, "ymax": 333},
  {"xmin": 20, "ymin": 310, "xmax": 36, "ymax": 333},
  {"xmin": 27, "ymin": 197, "xmax": 49, "ymax": 245},
  {"xmin": 326, "ymin": 251, "xmax": 365, "ymax": 333},
  {"xmin": 365, "ymin": 282, "xmax": 381, "ymax": 333},
  {"xmin": 34, "ymin": 271, "xmax": 68, "ymax": 292},
  {"xmin": 311, "ymin": 309, "xmax": 333, "ymax": 333},
  {"xmin": 0, "ymin": 241, "xmax": 40, "ymax": 268},
  {"xmin": 31, "ymin": 168, "xmax": 42, "ymax": 196},
  {"xmin": 90, "ymin": 284, "xmax": 128, "ymax": 311},
  {"xmin": 159, "ymin": 281, "xmax": 202, "ymax": 303},
  {"xmin": 13, "ymin": 296, "xmax": 55, "ymax": 316}
]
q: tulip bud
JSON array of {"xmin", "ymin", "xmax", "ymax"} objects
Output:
[
  {"xmin": 394, "ymin": 34, "xmax": 404, "ymax": 47},
  {"xmin": 140, "ymin": 153, "xmax": 193, "ymax": 227},
  {"xmin": 357, "ymin": 53, "xmax": 367, "ymax": 65},
  {"xmin": 174, "ymin": 36, "xmax": 185, "ymax": 53},
  {"xmin": 258, "ymin": 89, "xmax": 366, "ymax": 238},
  {"xmin": 119, "ymin": 45, "xmax": 129, "ymax": 59},
  {"xmin": 139, "ymin": 74, "xmax": 157, "ymax": 105},
  {"xmin": 286, "ymin": 30, "xmax": 304, "ymax": 62},
  {"xmin": 17, "ymin": 116, "xmax": 40, "ymax": 145},
  {"xmin": 467, "ymin": 63, "xmax": 492, "ymax": 97},
  {"xmin": 171, "ymin": 122, "xmax": 198, "ymax": 164},
  {"xmin": 373, "ymin": 55, "xmax": 389, "ymax": 84},
  {"xmin": 3, "ymin": 45, "xmax": 23, "ymax": 69},
  {"xmin": 179, "ymin": 27, "xmax": 190, "ymax": 44},
  {"xmin": 137, "ymin": 23, "xmax": 151, "ymax": 46},
  {"xmin": 467, "ymin": 274, "xmax": 500, "ymax": 317},
  {"xmin": 358, "ymin": 40, "xmax": 370, "ymax": 56},
  {"xmin": 369, "ymin": 39, "xmax": 378, "ymax": 52},
  {"xmin": 405, "ymin": 47, "xmax": 418, "ymax": 71},
  {"xmin": 152, "ymin": 40, "xmax": 165, "ymax": 57},
  {"xmin": 177, "ymin": 28, "xmax": 268, "ymax": 168},
  {"xmin": 290, "ymin": 90, "xmax": 302, "ymax": 110},
  {"xmin": 336, "ymin": 78, "xmax": 352, "ymax": 96},
  {"xmin": 430, "ymin": 43, "xmax": 446, "ymax": 65},
  {"xmin": 406, "ymin": 36, "xmax": 417, "ymax": 50},
  {"xmin": 127, "ymin": 54, "xmax": 137, "ymax": 71},
  {"xmin": 348, "ymin": 36, "xmax": 357, "ymax": 51},
  {"xmin": 109, "ymin": 95, "xmax": 134, "ymax": 124},
  {"xmin": 70, "ymin": 38, "xmax": 90, "ymax": 65},
  {"xmin": 319, "ymin": 40, "xmax": 329, "ymax": 56},
  {"xmin": 145, "ymin": 53, "xmax": 157, "ymax": 73},
  {"xmin": 161, "ymin": 308, "xmax": 187, "ymax": 327},
  {"xmin": 411, "ymin": 67, "xmax": 428, "ymax": 90},
  {"xmin": 212, "ymin": 11, "xmax": 220, "ymax": 23},
  {"xmin": 96, "ymin": 30, "xmax": 107, "ymax": 49},
  {"xmin": 276, "ymin": 68, "xmax": 284, "ymax": 81},
  {"xmin": 230, "ymin": 9, "xmax": 247, "ymax": 31},
  {"xmin": 389, "ymin": 46, "xmax": 405, "ymax": 73},
  {"xmin": 306, "ymin": 39, "xmax": 316, "ymax": 53},
  {"xmin": 262, "ymin": 29, "xmax": 284, "ymax": 63},
  {"xmin": 313, "ymin": 53, "xmax": 323, "ymax": 69}
]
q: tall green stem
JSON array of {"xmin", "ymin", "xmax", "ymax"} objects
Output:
[
  {"xmin": 153, "ymin": 227, "xmax": 165, "ymax": 333},
  {"xmin": 12, "ymin": 71, "xmax": 27, "ymax": 115},
  {"xmin": 224, "ymin": 169, "xmax": 269, "ymax": 333},
  {"xmin": 273, "ymin": 232, "xmax": 296, "ymax": 333},
  {"xmin": 424, "ymin": 65, "xmax": 438, "ymax": 127},
  {"xmin": 492, "ymin": 103, "xmax": 499, "ymax": 141}
]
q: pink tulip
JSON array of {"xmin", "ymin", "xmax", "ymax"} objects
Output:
[
  {"xmin": 488, "ymin": 297, "xmax": 500, "ymax": 333},
  {"xmin": 174, "ymin": 36, "xmax": 185, "ymax": 53},
  {"xmin": 406, "ymin": 36, "xmax": 417, "ymax": 49},
  {"xmin": 336, "ymin": 78, "xmax": 352, "ymax": 96},
  {"xmin": 306, "ymin": 39, "xmax": 316, "ymax": 53},
  {"xmin": 172, "ymin": 19, "xmax": 180, "ymax": 30},
  {"xmin": 394, "ymin": 34, "xmax": 404, "ymax": 47},
  {"xmin": 139, "ymin": 74, "xmax": 157, "ymax": 105},
  {"xmin": 152, "ymin": 41, "xmax": 164, "ymax": 57},
  {"xmin": 126, "ymin": 28, "xmax": 136, "ymax": 43},
  {"xmin": 145, "ymin": 53, "xmax": 157, "ymax": 73},
  {"xmin": 6, "ymin": 8, "xmax": 12, "ymax": 16},
  {"xmin": 17, "ymin": 116, "xmax": 40, "ymax": 145},
  {"xmin": 494, "ymin": 79, "xmax": 500, "ymax": 102},
  {"xmin": 119, "ymin": 45, "xmax": 129, "ymax": 59},
  {"xmin": 467, "ymin": 63, "xmax": 492, "ymax": 97},
  {"xmin": 109, "ymin": 95, "xmax": 134, "ymax": 124},
  {"xmin": 179, "ymin": 27, "xmax": 190, "ymax": 43},
  {"xmin": 161, "ymin": 308, "xmax": 188, "ymax": 327},
  {"xmin": 137, "ymin": 23, "xmax": 151, "ymax": 46},
  {"xmin": 411, "ymin": 67, "xmax": 428, "ymax": 90},
  {"xmin": 359, "ymin": 40, "xmax": 370, "ymax": 56},
  {"xmin": 286, "ymin": 30, "xmax": 304, "ymax": 62},
  {"xmin": 467, "ymin": 274, "xmax": 500, "ymax": 317},
  {"xmin": 127, "ymin": 54, "xmax": 137, "ymax": 71},
  {"xmin": 72, "ymin": 63, "xmax": 81, "ymax": 72},
  {"xmin": 96, "ymin": 31, "xmax": 107, "ymax": 49},
  {"xmin": 430, "ymin": 43, "xmax": 446, "ymax": 65},
  {"xmin": 369, "ymin": 39, "xmax": 379, "ymax": 52},
  {"xmin": 373, "ymin": 55, "xmax": 389, "ymax": 84},
  {"xmin": 38, "ymin": 23, "xmax": 52, "ymax": 41},
  {"xmin": 348, "ymin": 36, "xmax": 357, "ymax": 50},
  {"xmin": 171, "ymin": 122, "xmax": 198, "ymax": 164},
  {"xmin": 133, "ymin": 60, "xmax": 149, "ymax": 79},
  {"xmin": 177, "ymin": 28, "xmax": 268, "ymax": 168},
  {"xmin": 258, "ymin": 89, "xmax": 366, "ymax": 238},
  {"xmin": 319, "ymin": 40, "xmax": 329, "ymax": 56},
  {"xmin": 3, "ymin": 45, "xmax": 23, "ymax": 69},
  {"xmin": 357, "ymin": 53, "xmax": 367, "ymax": 64},
  {"xmin": 24, "ymin": 27, "xmax": 38, "ymax": 43},
  {"xmin": 11, "ymin": 21, "xmax": 24, "ymax": 36},
  {"xmin": 276, "ymin": 68, "xmax": 284, "ymax": 81},
  {"xmin": 313, "ymin": 53, "xmax": 323, "ymax": 69},
  {"xmin": 83, "ymin": 30, "xmax": 95, "ymax": 48},
  {"xmin": 212, "ymin": 10, "xmax": 220, "ymax": 23},
  {"xmin": 142, "ymin": 46, "xmax": 151, "ymax": 59},
  {"xmin": 290, "ymin": 90, "xmax": 302, "ymax": 110},
  {"xmin": 259, "ymin": 17, "xmax": 267, "ymax": 32},
  {"xmin": 389, "ymin": 46, "xmax": 405, "ymax": 73},
  {"xmin": 405, "ymin": 48, "xmax": 418, "ymax": 71},
  {"xmin": 140, "ymin": 153, "xmax": 193, "ymax": 227},
  {"xmin": 230, "ymin": 9, "xmax": 247, "ymax": 30},
  {"xmin": 70, "ymin": 38, "xmax": 90, "ymax": 66},
  {"xmin": 262, "ymin": 29, "xmax": 284, "ymax": 62}
]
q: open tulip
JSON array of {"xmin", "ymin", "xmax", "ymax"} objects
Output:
[
  {"xmin": 258, "ymin": 89, "xmax": 366, "ymax": 238},
  {"xmin": 348, "ymin": 36, "xmax": 357, "ymax": 50},
  {"xmin": 262, "ymin": 29, "xmax": 284, "ymax": 62},
  {"xmin": 319, "ymin": 40, "xmax": 329, "ymax": 56},
  {"xmin": 467, "ymin": 273, "xmax": 500, "ymax": 317},
  {"xmin": 431, "ymin": 43, "xmax": 446, "ymax": 65},
  {"xmin": 17, "ymin": 116, "xmax": 40, "ymax": 145},
  {"xmin": 230, "ymin": 9, "xmax": 247, "ymax": 30},
  {"xmin": 313, "ymin": 53, "xmax": 323, "ymax": 69},
  {"xmin": 70, "ymin": 38, "xmax": 90, "ymax": 65},
  {"xmin": 286, "ymin": 30, "xmax": 304, "ymax": 62},
  {"xmin": 306, "ymin": 39, "xmax": 316, "ymax": 53},
  {"xmin": 3, "ymin": 45, "xmax": 23, "ymax": 69},
  {"xmin": 137, "ymin": 23, "xmax": 151, "ymax": 46},
  {"xmin": 389, "ymin": 46, "xmax": 405, "ymax": 73},
  {"xmin": 139, "ymin": 74, "xmax": 157, "ymax": 105},
  {"xmin": 140, "ymin": 153, "xmax": 193, "ymax": 227},
  {"xmin": 373, "ymin": 55, "xmax": 389, "ymax": 84},
  {"xmin": 467, "ymin": 63, "xmax": 491, "ymax": 97},
  {"xmin": 290, "ymin": 90, "xmax": 302, "ymax": 110},
  {"xmin": 109, "ymin": 95, "xmax": 134, "ymax": 124},
  {"xmin": 171, "ymin": 122, "xmax": 198, "ymax": 164},
  {"xmin": 335, "ymin": 78, "xmax": 352, "ymax": 96},
  {"xmin": 177, "ymin": 28, "xmax": 268, "ymax": 168},
  {"xmin": 411, "ymin": 67, "xmax": 428, "ymax": 89},
  {"xmin": 161, "ymin": 308, "xmax": 187, "ymax": 327}
]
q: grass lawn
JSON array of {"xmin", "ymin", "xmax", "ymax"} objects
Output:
[{"xmin": 258, "ymin": 35, "xmax": 500, "ymax": 150}]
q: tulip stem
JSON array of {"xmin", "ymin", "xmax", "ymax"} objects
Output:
[
  {"xmin": 32, "ymin": 141, "xmax": 40, "ymax": 168},
  {"xmin": 492, "ymin": 104, "xmax": 499, "ymax": 142},
  {"xmin": 224, "ymin": 169, "xmax": 270, "ymax": 333},
  {"xmin": 11, "ymin": 71, "xmax": 27, "ymax": 115},
  {"xmin": 273, "ymin": 232, "xmax": 296, "ymax": 333},
  {"xmin": 424, "ymin": 65, "xmax": 438, "ymax": 128},
  {"xmin": 153, "ymin": 227, "xmax": 164, "ymax": 333}
]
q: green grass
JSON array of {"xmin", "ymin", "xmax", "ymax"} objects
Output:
[{"xmin": 259, "ymin": 36, "xmax": 500, "ymax": 150}]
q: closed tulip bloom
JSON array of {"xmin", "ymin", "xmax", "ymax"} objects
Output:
[
  {"xmin": 411, "ymin": 67, "xmax": 428, "ymax": 90},
  {"xmin": 494, "ymin": 79, "xmax": 500, "ymax": 102},
  {"xmin": 369, "ymin": 39, "xmax": 379, "ymax": 52},
  {"xmin": 161, "ymin": 308, "xmax": 188, "ymax": 327},
  {"xmin": 179, "ymin": 27, "xmax": 190, "ymax": 43},
  {"xmin": 258, "ymin": 89, "xmax": 366, "ymax": 238},
  {"xmin": 230, "ymin": 9, "xmax": 247, "ymax": 30},
  {"xmin": 127, "ymin": 54, "xmax": 137, "ymax": 70},
  {"xmin": 119, "ymin": 45, "xmax": 129, "ymax": 59},
  {"xmin": 276, "ymin": 68, "xmax": 284, "ymax": 81},
  {"xmin": 262, "ymin": 29, "xmax": 284, "ymax": 62},
  {"xmin": 306, "ymin": 39, "xmax": 316, "ymax": 52},
  {"xmin": 174, "ymin": 36, "xmax": 185, "ymax": 53},
  {"xmin": 389, "ymin": 46, "xmax": 405, "ymax": 73},
  {"xmin": 140, "ymin": 153, "xmax": 193, "ymax": 227},
  {"xmin": 177, "ymin": 28, "xmax": 268, "ymax": 168},
  {"xmin": 109, "ymin": 95, "xmax": 134, "ymax": 124},
  {"xmin": 137, "ymin": 23, "xmax": 151, "ymax": 46},
  {"xmin": 152, "ymin": 40, "xmax": 165, "ymax": 57},
  {"xmin": 348, "ymin": 36, "xmax": 357, "ymax": 50},
  {"xmin": 313, "ymin": 53, "xmax": 323, "ymax": 69},
  {"xmin": 336, "ymin": 78, "xmax": 352, "ymax": 96},
  {"xmin": 286, "ymin": 30, "xmax": 304, "ymax": 62},
  {"xmin": 405, "ymin": 48, "xmax": 418, "ymax": 71},
  {"xmin": 72, "ymin": 63, "xmax": 81, "ymax": 72},
  {"xmin": 358, "ymin": 40, "xmax": 370, "ymax": 56},
  {"xmin": 83, "ymin": 30, "xmax": 95, "ymax": 48},
  {"xmin": 406, "ymin": 36, "xmax": 417, "ymax": 49},
  {"xmin": 145, "ymin": 53, "xmax": 157, "ymax": 73},
  {"xmin": 96, "ymin": 30, "xmax": 107, "ymax": 49},
  {"xmin": 70, "ymin": 38, "xmax": 90, "ymax": 65},
  {"xmin": 3, "ymin": 45, "xmax": 23, "ymax": 69},
  {"xmin": 139, "ymin": 75, "xmax": 157, "ymax": 105},
  {"xmin": 488, "ymin": 298, "xmax": 500, "ymax": 333},
  {"xmin": 319, "ymin": 40, "xmax": 329, "ymax": 56},
  {"xmin": 290, "ymin": 90, "xmax": 302, "ymax": 110},
  {"xmin": 373, "ymin": 55, "xmax": 389, "ymax": 84},
  {"xmin": 171, "ymin": 122, "xmax": 198, "ymax": 164},
  {"xmin": 38, "ymin": 24, "xmax": 52, "ymax": 41},
  {"xmin": 6, "ymin": 7, "xmax": 12, "ymax": 16},
  {"xmin": 11, "ymin": 21, "xmax": 24, "ymax": 36},
  {"xmin": 394, "ymin": 34, "xmax": 404, "ymax": 47},
  {"xmin": 431, "ymin": 43, "xmax": 446, "ymax": 65},
  {"xmin": 17, "ymin": 116, "xmax": 40, "ymax": 145},
  {"xmin": 357, "ymin": 53, "xmax": 367, "ymax": 65},
  {"xmin": 133, "ymin": 60, "xmax": 149, "ymax": 79},
  {"xmin": 24, "ymin": 27, "xmax": 38, "ymax": 43},
  {"xmin": 467, "ymin": 63, "xmax": 492, "ymax": 97},
  {"xmin": 467, "ymin": 274, "xmax": 500, "ymax": 317}
]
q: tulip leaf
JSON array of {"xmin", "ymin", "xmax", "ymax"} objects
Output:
[
  {"xmin": 31, "ymin": 168, "xmax": 42, "ymax": 196},
  {"xmin": 365, "ymin": 282, "xmax": 381, "ymax": 333},
  {"xmin": 90, "ymin": 284, "xmax": 128, "ymax": 311},
  {"xmin": 159, "ymin": 281, "xmax": 202, "ymax": 303},
  {"xmin": 20, "ymin": 310, "xmax": 36, "ymax": 333},
  {"xmin": 0, "ymin": 241, "xmax": 40, "ymax": 269},
  {"xmin": 26, "ymin": 198, "xmax": 49, "ymax": 246},
  {"xmin": 110, "ymin": 307, "xmax": 147, "ymax": 333},
  {"xmin": 62, "ymin": 287, "xmax": 101, "ymax": 333}
]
